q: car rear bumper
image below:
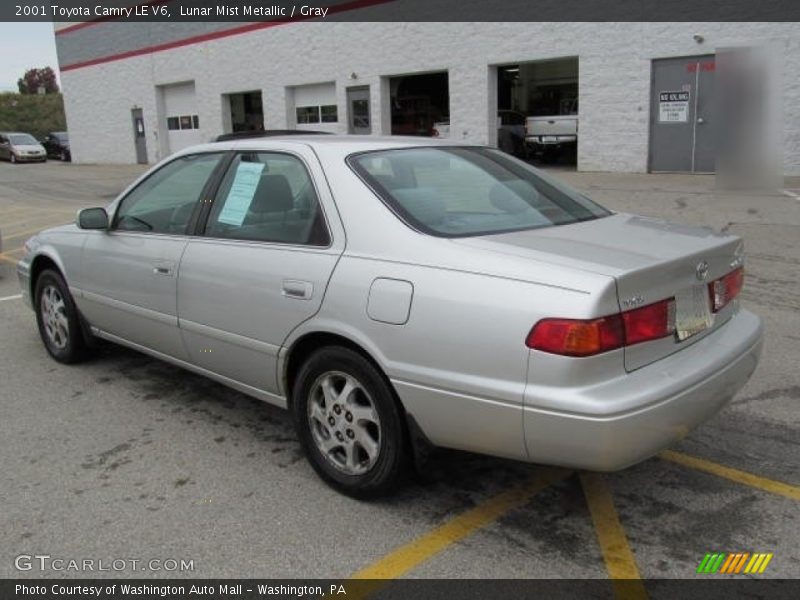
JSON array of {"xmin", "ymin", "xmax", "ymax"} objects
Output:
[
  {"xmin": 525, "ymin": 135, "xmax": 577, "ymax": 146},
  {"xmin": 522, "ymin": 309, "xmax": 764, "ymax": 471}
]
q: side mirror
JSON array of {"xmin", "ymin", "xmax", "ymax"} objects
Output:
[{"xmin": 77, "ymin": 208, "xmax": 109, "ymax": 230}]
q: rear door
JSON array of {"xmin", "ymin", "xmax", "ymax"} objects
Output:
[
  {"xmin": 78, "ymin": 152, "xmax": 225, "ymax": 359},
  {"xmin": 176, "ymin": 147, "xmax": 344, "ymax": 396}
]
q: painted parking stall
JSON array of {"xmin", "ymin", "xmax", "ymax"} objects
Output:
[{"xmin": 0, "ymin": 161, "xmax": 798, "ymax": 591}]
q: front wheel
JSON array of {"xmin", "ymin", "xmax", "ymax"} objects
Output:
[
  {"xmin": 10, "ymin": 153, "xmax": 16, "ymax": 164},
  {"xmin": 34, "ymin": 269, "xmax": 88, "ymax": 363},
  {"xmin": 292, "ymin": 346, "xmax": 408, "ymax": 497}
]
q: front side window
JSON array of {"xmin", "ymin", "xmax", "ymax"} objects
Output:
[
  {"xmin": 205, "ymin": 152, "xmax": 329, "ymax": 246},
  {"xmin": 114, "ymin": 153, "xmax": 222, "ymax": 234},
  {"xmin": 349, "ymin": 147, "xmax": 610, "ymax": 237}
]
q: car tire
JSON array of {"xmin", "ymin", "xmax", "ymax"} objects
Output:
[
  {"xmin": 292, "ymin": 346, "xmax": 408, "ymax": 497},
  {"xmin": 10, "ymin": 153, "xmax": 16, "ymax": 164},
  {"xmin": 34, "ymin": 269, "xmax": 88, "ymax": 364},
  {"xmin": 60, "ymin": 150, "xmax": 66, "ymax": 161}
]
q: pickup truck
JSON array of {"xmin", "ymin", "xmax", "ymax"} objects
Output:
[{"xmin": 524, "ymin": 100, "xmax": 578, "ymax": 162}]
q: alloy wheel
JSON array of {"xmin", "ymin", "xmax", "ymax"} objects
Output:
[
  {"xmin": 307, "ymin": 371, "xmax": 381, "ymax": 476},
  {"xmin": 40, "ymin": 285, "xmax": 69, "ymax": 350}
]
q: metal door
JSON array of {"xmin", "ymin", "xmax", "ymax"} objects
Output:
[
  {"xmin": 131, "ymin": 108, "xmax": 148, "ymax": 164},
  {"xmin": 649, "ymin": 55, "xmax": 715, "ymax": 173},
  {"xmin": 347, "ymin": 87, "xmax": 371, "ymax": 134}
]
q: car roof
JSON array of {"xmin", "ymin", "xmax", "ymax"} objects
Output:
[{"xmin": 184, "ymin": 135, "xmax": 471, "ymax": 158}]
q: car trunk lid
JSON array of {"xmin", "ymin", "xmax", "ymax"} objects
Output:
[{"xmin": 453, "ymin": 213, "xmax": 744, "ymax": 371}]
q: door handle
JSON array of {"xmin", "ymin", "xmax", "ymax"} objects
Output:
[
  {"xmin": 282, "ymin": 279, "xmax": 313, "ymax": 300},
  {"xmin": 152, "ymin": 261, "xmax": 175, "ymax": 276}
]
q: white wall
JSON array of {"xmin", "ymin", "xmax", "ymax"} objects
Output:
[{"xmin": 60, "ymin": 22, "xmax": 800, "ymax": 174}]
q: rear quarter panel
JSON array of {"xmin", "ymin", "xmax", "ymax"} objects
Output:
[{"xmin": 287, "ymin": 255, "xmax": 618, "ymax": 461}]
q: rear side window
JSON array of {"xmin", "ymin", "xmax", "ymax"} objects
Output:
[
  {"xmin": 114, "ymin": 153, "xmax": 222, "ymax": 234},
  {"xmin": 204, "ymin": 152, "xmax": 330, "ymax": 246},
  {"xmin": 349, "ymin": 147, "xmax": 610, "ymax": 237}
]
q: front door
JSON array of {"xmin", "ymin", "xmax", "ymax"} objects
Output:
[
  {"xmin": 76, "ymin": 153, "xmax": 224, "ymax": 359},
  {"xmin": 131, "ymin": 108, "xmax": 148, "ymax": 164},
  {"xmin": 176, "ymin": 148, "xmax": 343, "ymax": 396},
  {"xmin": 649, "ymin": 55, "xmax": 715, "ymax": 173},
  {"xmin": 347, "ymin": 87, "xmax": 372, "ymax": 135}
]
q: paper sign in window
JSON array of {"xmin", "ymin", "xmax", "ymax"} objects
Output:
[{"xmin": 217, "ymin": 161, "xmax": 266, "ymax": 226}]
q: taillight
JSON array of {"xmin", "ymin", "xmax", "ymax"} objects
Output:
[
  {"xmin": 525, "ymin": 316, "xmax": 624, "ymax": 357},
  {"xmin": 527, "ymin": 298, "xmax": 675, "ymax": 356},
  {"xmin": 622, "ymin": 299, "xmax": 675, "ymax": 346},
  {"xmin": 709, "ymin": 267, "xmax": 744, "ymax": 312}
]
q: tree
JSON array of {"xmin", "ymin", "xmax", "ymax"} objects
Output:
[{"xmin": 17, "ymin": 67, "xmax": 60, "ymax": 95}]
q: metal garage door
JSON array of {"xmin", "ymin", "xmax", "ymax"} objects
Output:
[
  {"xmin": 649, "ymin": 55, "xmax": 715, "ymax": 173},
  {"xmin": 161, "ymin": 81, "xmax": 200, "ymax": 155}
]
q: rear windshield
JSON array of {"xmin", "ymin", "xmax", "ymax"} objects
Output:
[
  {"xmin": 348, "ymin": 147, "xmax": 610, "ymax": 237},
  {"xmin": 9, "ymin": 134, "xmax": 38, "ymax": 145}
]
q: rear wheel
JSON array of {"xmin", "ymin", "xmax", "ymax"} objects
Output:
[
  {"xmin": 60, "ymin": 150, "xmax": 67, "ymax": 161},
  {"xmin": 292, "ymin": 346, "xmax": 407, "ymax": 497},
  {"xmin": 34, "ymin": 269, "xmax": 88, "ymax": 363}
]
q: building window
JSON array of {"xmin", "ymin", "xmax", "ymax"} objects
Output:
[
  {"xmin": 296, "ymin": 106, "xmax": 320, "ymax": 124},
  {"xmin": 167, "ymin": 115, "xmax": 200, "ymax": 130},
  {"xmin": 320, "ymin": 105, "xmax": 338, "ymax": 123}
]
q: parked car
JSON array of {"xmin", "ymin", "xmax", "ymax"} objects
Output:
[
  {"xmin": 215, "ymin": 130, "xmax": 331, "ymax": 142},
  {"xmin": 0, "ymin": 132, "xmax": 47, "ymax": 163},
  {"xmin": 17, "ymin": 136, "xmax": 763, "ymax": 497},
  {"xmin": 42, "ymin": 132, "xmax": 71, "ymax": 161},
  {"xmin": 525, "ymin": 98, "xmax": 578, "ymax": 162},
  {"xmin": 432, "ymin": 121, "xmax": 450, "ymax": 138}
]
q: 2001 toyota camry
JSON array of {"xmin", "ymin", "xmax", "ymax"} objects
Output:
[{"xmin": 17, "ymin": 136, "xmax": 763, "ymax": 496}]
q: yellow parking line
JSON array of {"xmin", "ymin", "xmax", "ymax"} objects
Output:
[
  {"xmin": 660, "ymin": 450, "xmax": 800, "ymax": 501},
  {"xmin": 580, "ymin": 472, "xmax": 648, "ymax": 600},
  {"xmin": 2, "ymin": 224, "xmax": 55, "ymax": 242},
  {"xmin": 2, "ymin": 214, "xmax": 72, "ymax": 230},
  {"xmin": 0, "ymin": 251, "xmax": 21, "ymax": 265},
  {"xmin": 349, "ymin": 468, "xmax": 569, "ymax": 589},
  {"xmin": 0, "ymin": 206, "xmax": 30, "ymax": 219}
]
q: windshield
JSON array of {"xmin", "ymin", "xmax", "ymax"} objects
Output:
[
  {"xmin": 9, "ymin": 134, "xmax": 39, "ymax": 145},
  {"xmin": 348, "ymin": 147, "xmax": 610, "ymax": 237},
  {"xmin": 55, "ymin": 132, "xmax": 68, "ymax": 141}
]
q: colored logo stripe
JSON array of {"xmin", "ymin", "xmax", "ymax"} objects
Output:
[{"xmin": 698, "ymin": 552, "xmax": 773, "ymax": 574}]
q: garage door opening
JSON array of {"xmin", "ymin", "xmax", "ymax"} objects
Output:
[
  {"xmin": 223, "ymin": 91, "xmax": 264, "ymax": 134},
  {"xmin": 389, "ymin": 72, "xmax": 449, "ymax": 137},
  {"xmin": 497, "ymin": 57, "xmax": 578, "ymax": 167}
]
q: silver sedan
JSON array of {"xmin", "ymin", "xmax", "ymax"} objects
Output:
[{"xmin": 16, "ymin": 137, "xmax": 763, "ymax": 496}]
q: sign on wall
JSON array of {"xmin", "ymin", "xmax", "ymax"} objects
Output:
[{"xmin": 658, "ymin": 90, "xmax": 690, "ymax": 123}]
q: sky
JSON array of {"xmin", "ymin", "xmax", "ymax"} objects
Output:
[{"xmin": 0, "ymin": 23, "xmax": 61, "ymax": 92}]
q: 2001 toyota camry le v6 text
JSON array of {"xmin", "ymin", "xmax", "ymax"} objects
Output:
[{"xmin": 16, "ymin": 136, "xmax": 763, "ymax": 497}]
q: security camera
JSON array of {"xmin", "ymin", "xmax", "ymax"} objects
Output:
[{"xmin": 693, "ymin": 34, "xmax": 705, "ymax": 43}]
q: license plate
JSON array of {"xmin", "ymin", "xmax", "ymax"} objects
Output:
[
  {"xmin": 541, "ymin": 136, "xmax": 558, "ymax": 143},
  {"xmin": 675, "ymin": 285, "xmax": 714, "ymax": 341}
]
